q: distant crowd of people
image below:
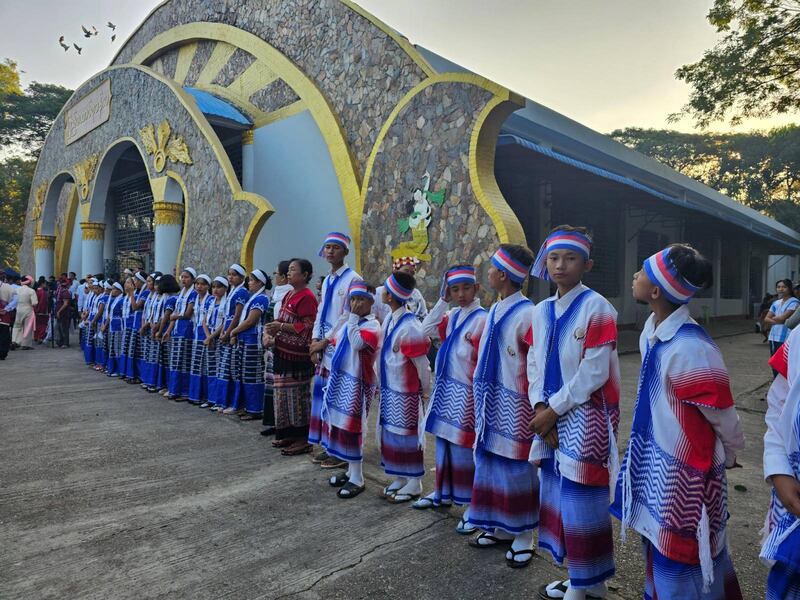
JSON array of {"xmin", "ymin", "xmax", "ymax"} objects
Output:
[{"xmin": 0, "ymin": 270, "xmax": 76, "ymax": 359}]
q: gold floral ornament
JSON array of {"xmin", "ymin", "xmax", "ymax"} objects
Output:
[
  {"xmin": 30, "ymin": 183, "xmax": 47, "ymax": 221},
  {"xmin": 73, "ymin": 154, "xmax": 99, "ymax": 201},
  {"xmin": 139, "ymin": 120, "xmax": 193, "ymax": 173}
]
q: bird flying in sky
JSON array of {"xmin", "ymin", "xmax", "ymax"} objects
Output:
[
  {"xmin": 58, "ymin": 36, "xmax": 70, "ymax": 51},
  {"xmin": 107, "ymin": 21, "xmax": 116, "ymax": 30},
  {"xmin": 82, "ymin": 25, "xmax": 91, "ymax": 38},
  {"xmin": 111, "ymin": 34, "xmax": 116, "ymax": 42},
  {"xmin": 73, "ymin": 43, "xmax": 83, "ymax": 55}
]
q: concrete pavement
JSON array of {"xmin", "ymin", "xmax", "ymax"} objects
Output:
[{"xmin": 0, "ymin": 322, "xmax": 777, "ymax": 599}]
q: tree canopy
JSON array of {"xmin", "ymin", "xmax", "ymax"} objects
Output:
[
  {"xmin": 676, "ymin": 0, "xmax": 800, "ymax": 127},
  {"xmin": 0, "ymin": 59, "xmax": 72, "ymax": 269},
  {"xmin": 611, "ymin": 126, "xmax": 800, "ymax": 230}
]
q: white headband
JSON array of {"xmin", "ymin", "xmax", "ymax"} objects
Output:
[
  {"xmin": 112, "ymin": 282, "xmax": 124, "ymax": 292},
  {"xmin": 183, "ymin": 267, "xmax": 197, "ymax": 279},
  {"xmin": 229, "ymin": 263, "xmax": 246, "ymax": 277},
  {"xmin": 135, "ymin": 272, "xmax": 147, "ymax": 283},
  {"xmin": 213, "ymin": 276, "xmax": 229, "ymax": 288},
  {"xmin": 196, "ymin": 274, "xmax": 211, "ymax": 285},
  {"xmin": 251, "ymin": 269, "xmax": 268, "ymax": 284}
]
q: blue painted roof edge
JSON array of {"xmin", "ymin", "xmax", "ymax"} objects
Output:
[{"xmin": 183, "ymin": 87, "xmax": 252, "ymax": 126}]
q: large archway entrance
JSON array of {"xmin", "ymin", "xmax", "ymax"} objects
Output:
[{"xmin": 105, "ymin": 146, "xmax": 155, "ymax": 275}]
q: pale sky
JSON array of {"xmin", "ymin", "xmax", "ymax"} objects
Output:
[{"xmin": 0, "ymin": 0, "xmax": 795, "ymax": 134}]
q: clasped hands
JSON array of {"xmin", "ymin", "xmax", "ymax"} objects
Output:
[{"xmin": 528, "ymin": 402, "xmax": 559, "ymax": 449}]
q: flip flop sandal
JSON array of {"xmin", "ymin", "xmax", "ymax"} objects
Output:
[
  {"xmin": 272, "ymin": 439, "xmax": 294, "ymax": 448},
  {"xmin": 381, "ymin": 485, "xmax": 402, "ymax": 499},
  {"xmin": 337, "ymin": 481, "xmax": 365, "ymax": 499},
  {"xmin": 320, "ymin": 457, "xmax": 347, "ymax": 469},
  {"xmin": 329, "ymin": 472, "xmax": 349, "ymax": 487},
  {"xmin": 537, "ymin": 580, "xmax": 605, "ymax": 600},
  {"xmin": 281, "ymin": 444, "xmax": 313, "ymax": 456},
  {"xmin": 411, "ymin": 497, "xmax": 436, "ymax": 510},
  {"xmin": 388, "ymin": 492, "xmax": 420, "ymax": 504},
  {"xmin": 239, "ymin": 413, "xmax": 259, "ymax": 420},
  {"xmin": 505, "ymin": 548, "xmax": 534, "ymax": 569},
  {"xmin": 468, "ymin": 532, "xmax": 513, "ymax": 549},
  {"xmin": 455, "ymin": 518, "xmax": 477, "ymax": 535}
]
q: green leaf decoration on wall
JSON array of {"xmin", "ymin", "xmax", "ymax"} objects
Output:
[
  {"xmin": 397, "ymin": 218, "xmax": 410, "ymax": 234},
  {"xmin": 426, "ymin": 188, "xmax": 446, "ymax": 206}
]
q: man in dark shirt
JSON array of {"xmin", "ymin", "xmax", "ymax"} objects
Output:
[{"xmin": 54, "ymin": 277, "xmax": 73, "ymax": 348}]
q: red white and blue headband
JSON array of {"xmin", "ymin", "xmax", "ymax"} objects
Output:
[
  {"xmin": 446, "ymin": 266, "xmax": 476, "ymax": 287},
  {"xmin": 318, "ymin": 232, "xmax": 351, "ymax": 256},
  {"xmin": 643, "ymin": 248, "xmax": 701, "ymax": 305},
  {"xmin": 531, "ymin": 230, "xmax": 592, "ymax": 281},
  {"xmin": 385, "ymin": 273, "xmax": 413, "ymax": 303},
  {"xmin": 491, "ymin": 248, "xmax": 528, "ymax": 284},
  {"xmin": 348, "ymin": 279, "xmax": 372, "ymax": 299}
]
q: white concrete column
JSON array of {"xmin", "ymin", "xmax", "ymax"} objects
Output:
[
  {"xmin": 153, "ymin": 201, "xmax": 183, "ymax": 274},
  {"xmin": 33, "ymin": 234, "xmax": 56, "ymax": 278},
  {"xmin": 241, "ymin": 129, "xmax": 255, "ymax": 192},
  {"xmin": 80, "ymin": 222, "xmax": 105, "ymax": 276}
]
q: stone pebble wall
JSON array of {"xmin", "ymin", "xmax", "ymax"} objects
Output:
[
  {"xmin": 360, "ymin": 82, "xmax": 503, "ymax": 304},
  {"xmin": 249, "ymin": 79, "xmax": 299, "ymax": 113},
  {"xmin": 211, "ymin": 48, "xmax": 256, "ymax": 87},
  {"xmin": 113, "ymin": 0, "xmax": 430, "ymax": 174},
  {"xmin": 21, "ymin": 67, "xmax": 257, "ymax": 276}
]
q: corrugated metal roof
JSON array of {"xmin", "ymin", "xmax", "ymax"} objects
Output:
[{"xmin": 183, "ymin": 87, "xmax": 252, "ymax": 126}]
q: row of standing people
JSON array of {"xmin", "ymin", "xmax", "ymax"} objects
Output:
[{"xmin": 76, "ymin": 228, "xmax": 749, "ymax": 600}]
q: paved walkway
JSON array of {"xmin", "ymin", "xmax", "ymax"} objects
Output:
[{"xmin": 0, "ymin": 322, "xmax": 775, "ymax": 599}]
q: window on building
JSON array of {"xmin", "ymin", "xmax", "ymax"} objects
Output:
[{"xmin": 720, "ymin": 237, "xmax": 743, "ymax": 299}]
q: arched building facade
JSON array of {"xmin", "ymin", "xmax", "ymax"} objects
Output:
[{"xmin": 21, "ymin": 0, "xmax": 800, "ymax": 325}]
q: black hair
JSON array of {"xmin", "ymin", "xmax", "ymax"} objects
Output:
[
  {"xmin": 181, "ymin": 269, "xmax": 196, "ymax": 280},
  {"xmin": 277, "ymin": 260, "xmax": 291, "ymax": 277},
  {"xmin": 498, "ymin": 243, "xmax": 535, "ymax": 288},
  {"xmin": 365, "ymin": 283, "xmax": 377, "ymax": 294},
  {"xmin": 391, "ymin": 270, "xmax": 416, "ymax": 291},
  {"xmin": 252, "ymin": 270, "xmax": 273, "ymax": 291},
  {"xmin": 548, "ymin": 224, "xmax": 594, "ymax": 253},
  {"xmin": 38, "ymin": 276, "xmax": 46, "ymax": 283},
  {"xmin": 777, "ymin": 278, "xmax": 795, "ymax": 294},
  {"xmin": 69, "ymin": 272, "xmax": 76, "ymax": 278},
  {"xmin": 667, "ymin": 244, "xmax": 714, "ymax": 296},
  {"xmin": 157, "ymin": 274, "xmax": 180, "ymax": 294},
  {"xmin": 289, "ymin": 258, "xmax": 313, "ymax": 283},
  {"xmin": 95, "ymin": 273, "xmax": 105, "ymax": 280},
  {"xmin": 79, "ymin": 278, "xmax": 86, "ymax": 284}
]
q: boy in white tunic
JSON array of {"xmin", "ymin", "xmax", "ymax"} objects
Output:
[
  {"xmin": 309, "ymin": 232, "xmax": 360, "ymax": 468},
  {"xmin": 378, "ymin": 271, "xmax": 431, "ymax": 503},
  {"xmin": 323, "ymin": 279, "xmax": 382, "ymax": 499},
  {"xmin": 467, "ymin": 244, "xmax": 538, "ymax": 568},
  {"xmin": 414, "ymin": 265, "xmax": 486, "ymax": 536},
  {"xmin": 527, "ymin": 226, "xmax": 620, "ymax": 600}
]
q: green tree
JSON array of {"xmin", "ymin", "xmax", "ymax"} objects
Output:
[
  {"xmin": 676, "ymin": 0, "xmax": 800, "ymax": 127},
  {"xmin": 0, "ymin": 80, "xmax": 72, "ymax": 158},
  {"xmin": 610, "ymin": 126, "xmax": 800, "ymax": 231},
  {"xmin": 0, "ymin": 58, "xmax": 22, "ymax": 97},
  {"xmin": 0, "ymin": 58, "xmax": 72, "ymax": 268},
  {"xmin": 0, "ymin": 157, "xmax": 34, "ymax": 269}
]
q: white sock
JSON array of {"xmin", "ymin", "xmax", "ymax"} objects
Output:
[
  {"xmin": 505, "ymin": 530, "xmax": 533, "ymax": 562},
  {"xmin": 492, "ymin": 528, "xmax": 514, "ymax": 540},
  {"xmin": 462, "ymin": 506, "xmax": 471, "ymax": 521},
  {"xmin": 563, "ymin": 586, "xmax": 585, "ymax": 600},
  {"xmin": 348, "ymin": 460, "xmax": 364, "ymax": 486},
  {"xmin": 397, "ymin": 477, "xmax": 422, "ymax": 496},
  {"xmin": 387, "ymin": 477, "xmax": 407, "ymax": 492}
]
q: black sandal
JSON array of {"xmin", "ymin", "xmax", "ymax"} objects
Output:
[
  {"xmin": 329, "ymin": 471, "xmax": 349, "ymax": 487},
  {"xmin": 538, "ymin": 580, "xmax": 604, "ymax": 600},
  {"xmin": 468, "ymin": 532, "xmax": 513, "ymax": 549},
  {"xmin": 505, "ymin": 548, "xmax": 534, "ymax": 568},
  {"xmin": 337, "ymin": 481, "xmax": 365, "ymax": 499}
]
